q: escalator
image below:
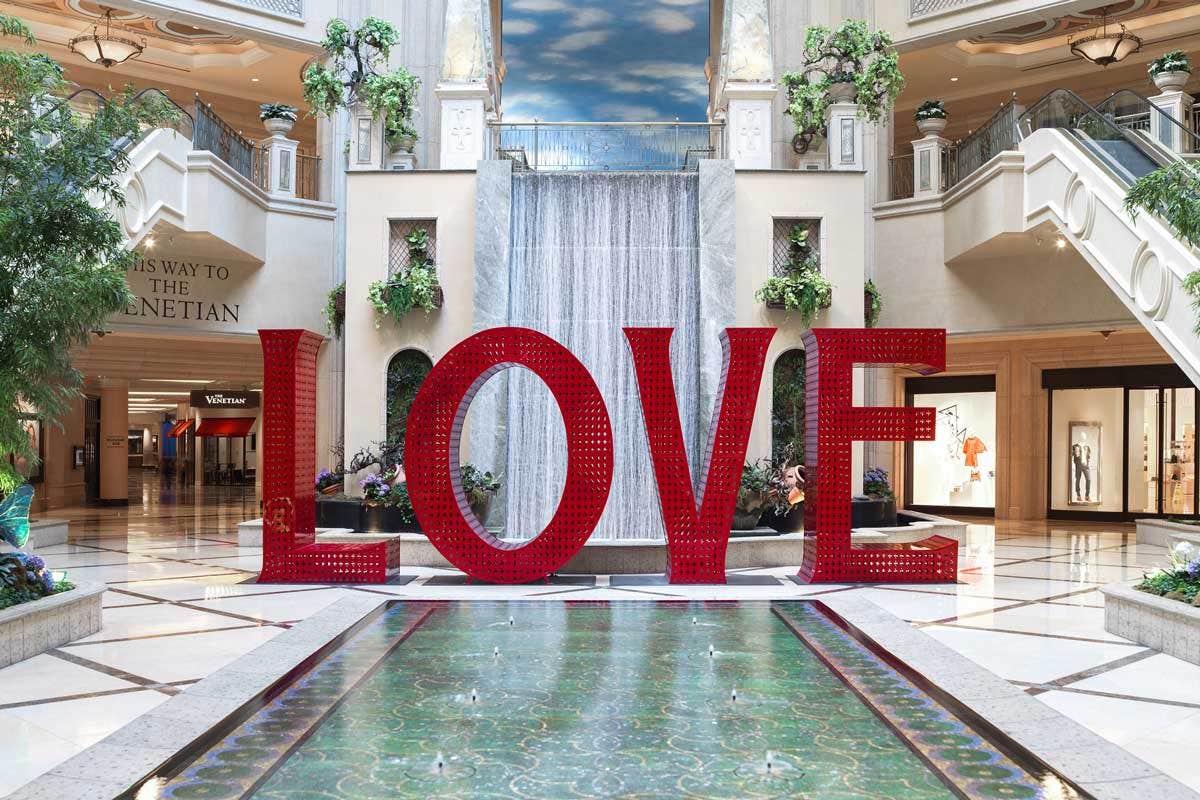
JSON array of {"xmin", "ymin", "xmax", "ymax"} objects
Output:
[{"xmin": 1017, "ymin": 88, "xmax": 1200, "ymax": 385}]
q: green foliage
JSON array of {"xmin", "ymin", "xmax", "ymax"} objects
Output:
[
  {"xmin": 1138, "ymin": 569, "xmax": 1200, "ymax": 603},
  {"xmin": 380, "ymin": 481, "xmax": 416, "ymax": 522},
  {"xmin": 756, "ymin": 224, "xmax": 831, "ymax": 325},
  {"xmin": 914, "ymin": 99, "xmax": 947, "ymax": 121},
  {"xmin": 323, "ymin": 282, "xmax": 345, "ymax": 338},
  {"xmin": 772, "ymin": 349, "xmax": 805, "ymax": 464},
  {"xmin": 459, "ymin": 464, "xmax": 499, "ymax": 506},
  {"xmin": 1125, "ymin": 162, "xmax": 1200, "ymax": 334},
  {"xmin": 1149, "ymin": 50, "xmax": 1191, "ymax": 77},
  {"xmin": 302, "ymin": 16, "xmax": 418, "ymax": 149},
  {"xmin": 782, "ymin": 18, "xmax": 904, "ymax": 146},
  {"xmin": 259, "ymin": 103, "xmax": 298, "ymax": 122},
  {"xmin": 366, "ymin": 227, "xmax": 440, "ymax": 327},
  {"xmin": 865, "ymin": 279, "xmax": 882, "ymax": 327},
  {"xmin": 386, "ymin": 349, "xmax": 431, "ymax": 444},
  {"xmin": 738, "ymin": 457, "xmax": 799, "ymax": 518},
  {"xmin": 0, "ymin": 17, "xmax": 181, "ymax": 490}
]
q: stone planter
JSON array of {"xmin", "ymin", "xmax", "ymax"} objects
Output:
[
  {"xmin": 761, "ymin": 503, "xmax": 804, "ymax": 533},
  {"xmin": 1153, "ymin": 70, "xmax": 1190, "ymax": 93},
  {"xmin": 262, "ymin": 116, "xmax": 295, "ymax": 136},
  {"xmin": 1102, "ymin": 582, "xmax": 1200, "ymax": 666},
  {"xmin": 916, "ymin": 117, "xmax": 948, "ymax": 137},
  {"xmin": 0, "ymin": 581, "xmax": 103, "ymax": 668},
  {"xmin": 1135, "ymin": 517, "xmax": 1200, "ymax": 549},
  {"xmin": 828, "ymin": 81, "xmax": 856, "ymax": 102},
  {"xmin": 469, "ymin": 494, "xmax": 492, "ymax": 527}
]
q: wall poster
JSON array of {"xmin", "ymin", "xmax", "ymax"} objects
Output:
[{"xmin": 1068, "ymin": 421, "xmax": 1102, "ymax": 506}]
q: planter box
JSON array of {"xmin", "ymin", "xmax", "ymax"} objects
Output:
[
  {"xmin": 852, "ymin": 497, "xmax": 897, "ymax": 528},
  {"xmin": 361, "ymin": 504, "xmax": 419, "ymax": 534},
  {"xmin": 317, "ymin": 498, "xmax": 363, "ymax": 531},
  {"xmin": 0, "ymin": 580, "xmax": 103, "ymax": 668},
  {"xmin": 1102, "ymin": 582, "xmax": 1200, "ymax": 666},
  {"xmin": 1135, "ymin": 518, "xmax": 1200, "ymax": 549}
]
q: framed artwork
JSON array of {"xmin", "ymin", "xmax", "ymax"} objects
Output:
[
  {"xmin": 8, "ymin": 414, "xmax": 44, "ymax": 483},
  {"xmin": 73, "ymin": 446, "xmax": 85, "ymax": 469},
  {"xmin": 1068, "ymin": 421, "xmax": 1102, "ymax": 506}
]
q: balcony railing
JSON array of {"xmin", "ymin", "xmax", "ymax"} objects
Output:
[
  {"xmin": 888, "ymin": 154, "xmax": 914, "ymax": 200},
  {"xmin": 910, "ymin": 0, "xmax": 991, "ymax": 18},
  {"xmin": 193, "ymin": 97, "xmax": 320, "ymax": 200},
  {"xmin": 947, "ymin": 96, "xmax": 1019, "ymax": 190},
  {"xmin": 488, "ymin": 121, "xmax": 725, "ymax": 171}
]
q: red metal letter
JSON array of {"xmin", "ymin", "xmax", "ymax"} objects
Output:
[
  {"xmin": 259, "ymin": 329, "xmax": 388, "ymax": 583},
  {"xmin": 625, "ymin": 327, "xmax": 775, "ymax": 583},
  {"xmin": 798, "ymin": 328, "xmax": 957, "ymax": 583},
  {"xmin": 405, "ymin": 327, "xmax": 613, "ymax": 584}
]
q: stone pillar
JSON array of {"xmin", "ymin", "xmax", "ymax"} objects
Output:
[
  {"xmin": 724, "ymin": 83, "xmax": 776, "ymax": 170},
  {"xmin": 436, "ymin": 84, "xmax": 490, "ymax": 170},
  {"xmin": 1150, "ymin": 90, "xmax": 1195, "ymax": 154},
  {"xmin": 912, "ymin": 135, "xmax": 950, "ymax": 197},
  {"xmin": 346, "ymin": 103, "xmax": 382, "ymax": 172},
  {"xmin": 98, "ymin": 380, "xmax": 128, "ymax": 505},
  {"xmin": 828, "ymin": 103, "xmax": 865, "ymax": 171},
  {"xmin": 264, "ymin": 132, "xmax": 299, "ymax": 197}
]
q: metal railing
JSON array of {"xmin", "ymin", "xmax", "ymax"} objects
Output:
[
  {"xmin": 194, "ymin": 97, "xmax": 256, "ymax": 181},
  {"xmin": 488, "ymin": 121, "xmax": 725, "ymax": 171},
  {"xmin": 249, "ymin": 145, "xmax": 321, "ymax": 201},
  {"xmin": 910, "ymin": 0, "xmax": 991, "ymax": 18},
  {"xmin": 1096, "ymin": 89, "xmax": 1200, "ymax": 154},
  {"xmin": 888, "ymin": 154, "xmax": 914, "ymax": 200},
  {"xmin": 947, "ymin": 95, "xmax": 1019, "ymax": 190}
]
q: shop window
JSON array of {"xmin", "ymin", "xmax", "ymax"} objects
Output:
[
  {"xmin": 1049, "ymin": 388, "xmax": 1124, "ymax": 513},
  {"xmin": 772, "ymin": 349, "xmax": 806, "ymax": 464},
  {"xmin": 771, "ymin": 218, "xmax": 821, "ymax": 277},
  {"xmin": 387, "ymin": 349, "xmax": 433, "ymax": 445},
  {"xmin": 389, "ymin": 219, "xmax": 437, "ymax": 276},
  {"xmin": 906, "ymin": 376, "xmax": 996, "ymax": 513}
]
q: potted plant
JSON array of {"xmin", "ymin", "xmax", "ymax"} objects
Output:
[
  {"xmin": 759, "ymin": 447, "xmax": 806, "ymax": 533},
  {"xmin": 315, "ymin": 468, "xmax": 343, "ymax": 496},
  {"xmin": 852, "ymin": 466, "xmax": 898, "ymax": 528},
  {"xmin": 864, "ymin": 279, "xmax": 882, "ymax": 328},
  {"xmin": 302, "ymin": 17, "xmax": 421, "ymax": 165},
  {"xmin": 460, "ymin": 464, "xmax": 499, "ymax": 526},
  {"xmin": 781, "ymin": 20, "xmax": 904, "ymax": 156},
  {"xmin": 756, "ymin": 224, "xmax": 832, "ymax": 325},
  {"xmin": 1149, "ymin": 50, "xmax": 1191, "ymax": 93},
  {"xmin": 359, "ymin": 471, "xmax": 392, "ymax": 532},
  {"xmin": 734, "ymin": 461, "xmax": 775, "ymax": 530},
  {"xmin": 367, "ymin": 227, "xmax": 442, "ymax": 327},
  {"xmin": 259, "ymin": 103, "xmax": 298, "ymax": 136},
  {"xmin": 914, "ymin": 99, "xmax": 948, "ymax": 136},
  {"xmin": 324, "ymin": 282, "xmax": 345, "ymax": 338}
]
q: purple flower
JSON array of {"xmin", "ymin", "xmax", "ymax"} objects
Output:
[{"xmin": 1187, "ymin": 557, "xmax": 1200, "ymax": 579}]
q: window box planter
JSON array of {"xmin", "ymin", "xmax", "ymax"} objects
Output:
[
  {"xmin": 431, "ymin": 285, "xmax": 444, "ymax": 310},
  {"xmin": 764, "ymin": 295, "xmax": 831, "ymax": 312},
  {"xmin": 0, "ymin": 581, "xmax": 103, "ymax": 668},
  {"xmin": 1102, "ymin": 582, "xmax": 1200, "ymax": 666}
]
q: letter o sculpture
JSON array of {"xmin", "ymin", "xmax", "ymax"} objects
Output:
[{"xmin": 404, "ymin": 327, "xmax": 614, "ymax": 584}]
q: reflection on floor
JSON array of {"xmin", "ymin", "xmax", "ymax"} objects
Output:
[{"xmin": 4, "ymin": 471, "xmax": 1197, "ymax": 795}]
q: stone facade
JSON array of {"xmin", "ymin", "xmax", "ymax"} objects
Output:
[{"xmin": 1103, "ymin": 582, "xmax": 1200, "ymax": 667}]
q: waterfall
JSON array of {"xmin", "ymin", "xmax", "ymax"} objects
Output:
[{"xmin": 502, "ymin": 171, "xmax": 702, "ymax": 542}]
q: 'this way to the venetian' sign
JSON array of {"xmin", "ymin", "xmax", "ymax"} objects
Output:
[{"xmin": 256, "ymin": 326, "xmax": 959, "ymax": 586}]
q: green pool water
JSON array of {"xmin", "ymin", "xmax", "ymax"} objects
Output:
[{"xmin": 152, "ymin": 601, "xmax": 1084, "ymax": 800}]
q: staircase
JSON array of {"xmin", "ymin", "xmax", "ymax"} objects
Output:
[{"xmin": 1019, "ymin": 89, "xmax": 1200, "ymax": 386}]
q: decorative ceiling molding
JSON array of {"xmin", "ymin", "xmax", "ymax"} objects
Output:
[
  {"xmin": 965, "ymin": 0, "xmax": 1185, "ymax": 45},
  {"xmin": 7, "ymin": 0, "xmax": 245, "ymax": 45}
]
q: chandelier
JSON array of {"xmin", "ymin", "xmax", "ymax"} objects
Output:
[
  {"xmin": 1068, "ymin": 6, "xmax": 1141, "ymax": 67},
  {"xmin": 68, "ymin": 8, "xmax": 145, "ymax": 68}
]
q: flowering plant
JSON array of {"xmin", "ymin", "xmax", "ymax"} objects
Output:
[
  {"xmin": 315, "ymin": 468, "xmax": 343, "ymax": 493},
  {"xmin": 0, "ymin": 552, "xmax": 72, "ymax": 610},
  {"xmin": 1137, "ymin": 540, "xmax": 1200, "ymax": 606},
  {"xmin": 863, "ymin": 466, "xmax": 894, "ymax": 499},
  {"xmin": 359, "ymin": 472, "xmax": 391, "ymax": 504}
]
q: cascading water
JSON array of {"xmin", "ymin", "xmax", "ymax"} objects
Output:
[{"xmin": 502, "ymin": 171, "xmax": 702, "ymax": 542}]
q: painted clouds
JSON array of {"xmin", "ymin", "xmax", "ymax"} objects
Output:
[{"xmin": 501, "ymin": 0, "xmax": 709, "ymax": 121}]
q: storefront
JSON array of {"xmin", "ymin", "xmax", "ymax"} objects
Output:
[
  {"xmin": 904, "ymin": 375, "xmax": 997, "ymax": 516},
  {"xmin": 1045, "ymin": 366, "xmax": 1197, "ymax": 520}
]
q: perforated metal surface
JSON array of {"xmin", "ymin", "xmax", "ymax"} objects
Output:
[
  {"xmin": 259, "ymin": 329, "xmax": 387, "ymax": 584},
  {"xmin": 798, "ymin": 328, "xmax": 958, "ymax": 583},
  {"xmin": 388, "ymin": 219, "xmax": 437, "ymax": 277},
  {"xmin": 405, "ymin": 328, "xmax": 614, "ymax": 584},
  {"xmin": 626, "ymin": 327, "xmax": 774, "ymax": 583}
]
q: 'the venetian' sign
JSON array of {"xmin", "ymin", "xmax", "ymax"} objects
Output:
[{"xmin": 189, "ymin": 390, "xmax": 260, "ymax": 409}]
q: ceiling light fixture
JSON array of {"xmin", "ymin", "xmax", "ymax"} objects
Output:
[
  {"xmin": 68, "ymin": 7, "xmax": 146, "ymax": 68},
  {"xmin": 1068, "ymin": 5, "xmax": 1141, "ymax": 67},
  {"xmin": 950, "ymin": 76, "xmax": 959, "ymax": 82},
  {"xmin": 1056, "ymin": 238, "xmax": 1068, "ymax": 249},
  {"xmin": 251, "ymin": 77, "xmax": 260, "ymax": 82}
]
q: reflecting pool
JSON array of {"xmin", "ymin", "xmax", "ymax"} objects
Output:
[{"xmin": 144, "ymin": 601, "xmax": 1086, "ymax": 799}]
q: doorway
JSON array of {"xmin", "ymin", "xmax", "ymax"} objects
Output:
[{"xmin": 83, "ymin": 395, "xmax": 100, "ymax": 503}]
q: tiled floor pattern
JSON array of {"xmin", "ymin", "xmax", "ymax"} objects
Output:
[{"xmin": 4, "ymin": 473, "xmax": 1198, "ymax": 796}]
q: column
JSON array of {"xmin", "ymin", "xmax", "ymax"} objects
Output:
[
  {"xmin": 912, "ymin": 134, "xmax": 950, "ymax": 197},
  {"xmin": 724, "ymin": 83, "xmax": 776, "ymax": 170},
  {"xmin": 828, "ymin": 103, "xmax": 865, "ymax": 172},
  {"xmin": 436, "ymin": 84, "xmax": 490, "ymax": 170},
  {"xmin": 264, "ymin": 132, "xmax": 299, "ymax": 197},
  {"xmin": 98, "ymin": 380, "xmax": 128, "ymax": 505},
  {"xmin": 1150, "ymin": 90, "xmax": 1195, "ymax": 154}
]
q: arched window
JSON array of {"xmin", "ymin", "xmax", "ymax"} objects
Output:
[
  {"xmin": 386, "ymin": 349, "xmax": 433, "ymax": 445},
  {"xmin": 772, "ymin": 349, "xmax": 805, "ymax": 465}
]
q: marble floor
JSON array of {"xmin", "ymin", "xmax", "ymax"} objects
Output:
[{"xmin": 5, "ymin": 471, "xmax": 1198, "ymax": 797}]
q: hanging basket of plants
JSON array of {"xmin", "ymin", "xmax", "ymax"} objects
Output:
[
  {"xmin": 324, "ymin": 282, "xmax": 346, "ymax": 338},
  {"xmin": 366, "ymin": 226, "xmax": 443, "ymax": 328}
]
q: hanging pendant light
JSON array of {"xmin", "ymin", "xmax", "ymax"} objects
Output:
[
  {"xmin": 68, "ymin": 7, "xmax": 145, "ymax": 68},
  {"xmin": 1068, "ymin": 5, "xmax": 1141, "ymax": 67}
]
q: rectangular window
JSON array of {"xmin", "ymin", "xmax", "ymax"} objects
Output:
[
  {"xmin": 771, "ymin": 218, "xmax": 821, "ymax": 277},
  {"xmin": 356, "ymin": 118, "xmax": 373, "ymax": 164},
  {"xmin": 907, "ymin": 376, "xmax": 996, "ymax": 512},
  {"xmin": 389, "ymin": 219, "xmax": 438, "ymax": 276}
]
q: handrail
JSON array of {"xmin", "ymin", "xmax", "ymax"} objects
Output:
[
  {"xmin": 193, "ymin": 95, "xmax": 256, "ymax": 182},
  {"xmin": 947, "ymin": 94, "xmax": 1019, "ymax": 190},
  {"xmin": 1095, "ymin": 88, "xmax": 1200, "ymax": 152}
]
